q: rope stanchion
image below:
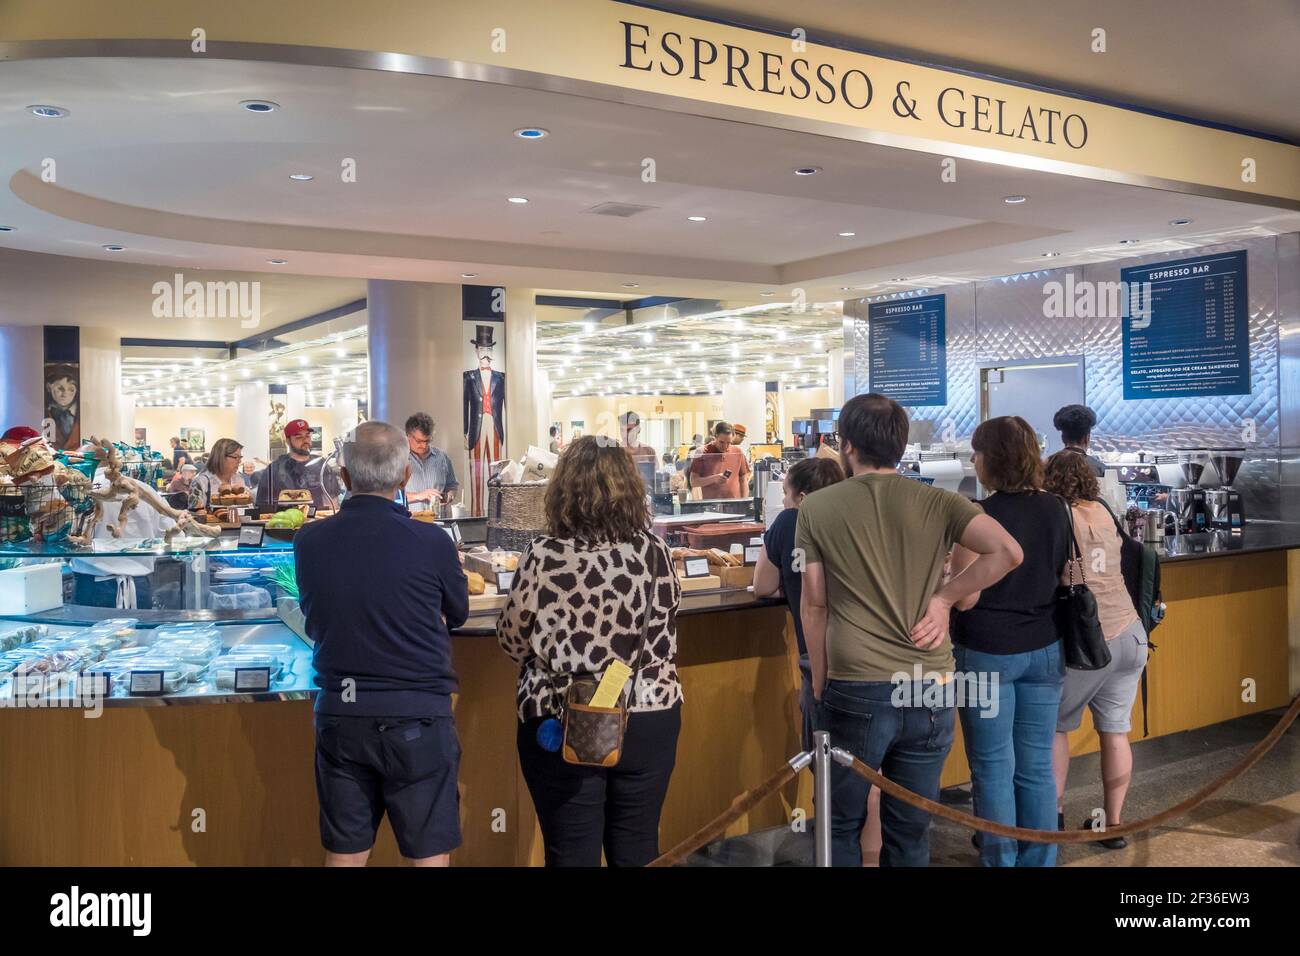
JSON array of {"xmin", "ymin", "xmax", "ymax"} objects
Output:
[
  {"xmin": 648, "ymin": 753, "xmax": 807, "ymax": 867},
  {"xmin": 834, "ymin": 692, "xmax": 1300, "ymax": 845}
]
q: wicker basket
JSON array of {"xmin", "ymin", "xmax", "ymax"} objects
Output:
[{"xmin": 486, "ymin": 481, "xmax": 547, "ymax": 552}]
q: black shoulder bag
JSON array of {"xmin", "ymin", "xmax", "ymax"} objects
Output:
[{"xmin": 1055, "ymin": 497, "xmax": 1111, "ymax": 671}]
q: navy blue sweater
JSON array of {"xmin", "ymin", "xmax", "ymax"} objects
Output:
[{"xmin": 294, "ymin": 494, "xmax": 469, "ymax": 716}]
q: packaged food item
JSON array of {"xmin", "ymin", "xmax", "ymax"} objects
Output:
[
  {"xmin": 224, "ymin": 643, "xmax": 295, "ymax": 674},
  {"xmin": 211, "ymin": 653, "xmax": 284, "ymax": 690},
  {"xmin": 0, "ymin": 486, "xmax": 32, "ymax": 543},
  {"xmin": 102, "ymin": 645, "xmax": 154, "ymax": 661},
  {"xmin": 0, "ymin": 623, "xmax": 46, "ymax": 650},
  {"xmin": 87, "ymin": 619, "xmax": 141, "ymax": 642},
  {"xmin": 151, "ymin": 636, "xmax": 222, "ymax": 667},
  {"xmin": 122, "ymin": 658, "xmax": 191, "ymax": 694}
]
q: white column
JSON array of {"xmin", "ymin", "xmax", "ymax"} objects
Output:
[
  {"xmin": 828, "ymin": 347, "xmax": 846, "ymax": 408},
  {"xmin": 0, "ymin": 325, "xmax": 44, "ymax": 431},
  {"xmin": 366, "ymin": 279, "xmax": 463, "ymax": 459},
  {"xmin": 235, "ymin": 381, "xmax": 270, "ymax": 463},
  {"xmin": 722, "ymin": 378, "xmax": 766, "ymax": 447},
  {"xmin": 79, "ymin": 326, "xmax": 123, "ymax": 442},
  {"xmin": 119, "ymin": 395, "xmax": 136, "ymax": 442},
  {"xmin": 505, "ymin": 287, "xmax": 539, "ymax": 459}
]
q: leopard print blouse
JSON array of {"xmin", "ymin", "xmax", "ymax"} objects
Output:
[{"xmin": 496, "ymin": 531, "xmax": 682, "ymax": 721}]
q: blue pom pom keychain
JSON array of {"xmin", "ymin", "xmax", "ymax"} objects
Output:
[{"xmin": 536, "ymin": 716, "xmax": 563, "ymax": 753}]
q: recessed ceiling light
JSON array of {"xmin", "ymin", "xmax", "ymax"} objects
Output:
[
  {"xmin": 289, "ymin": 173, "xmax": 314, "ymax": 181},
  {"xmin": 0, "ymin": 226, "xmax": 13, "ymax": 232},
  {"xmin": 759, "ymin": 291, "xmax": 775, "ymax": 297},
  {"xmin": 622, "ymin": 282, "xmax": 640, "ymax": 288},
  {"xmin": 507, "ymin": 196, "xmax": 529, "ymax": 204},
  {"xmin": 687, "ymin": 216, "xmax": 707, "ymax": 222},
  {"xmin": 1003, "ymin": 195, "xmax": 1028, "ymax": 204},
  {"xmin": 893, "ymin": 277, "xmax": 907, "ymax": 282},
  {"xmin": 461, "ymin": 273, "xmax": 478, "ymax": 278},
  {"xmin": 267, "ymin": 258, "xmax": 288, "ymax": 265},
  {"xmin": 240, "ymin": 100, "xmax": 279, "ymax": 113},
  {"xmin": 28, "ymin": 105, "xmax": 68, "ymax": 118},
  {"xmin": 514, "ymin": 128, "xmax": 549, "ymax": 139},
  {"xmin": 838, "ymin": 232, "xmax": 856, "ymax": 238},
  {"xmin": 1118, "ymin": 239, "xmax": 1141, "ymax": 245},
  {"xmin": 840, "ymin": 286, "xmax": 854, "ymax": 291},
  {"xmin": 640, "ymin": 332, "xmax": 654, "ymax": 344},
  {"xmin": 1042, "ymin": 251, "xmax": 1061, "ymax": 258},
  {"xmin": 102, "ymin": 244, "xmax": 126, "ymax": 252},
  {"xmin": 794, "ymin": 166, "xmax": 821, "ymax": 176},
  {"xmin": 1169, "ymin": 218, "xmax": 1193, "ymax": 226}
]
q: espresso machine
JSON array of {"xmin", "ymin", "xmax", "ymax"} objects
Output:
[
  {"xmin": 1173, "ymin": 450, "xmax": 1213, "ymax": 533},
  {"xmin": 1207, "ymin": 450, "xmax": 1246, "ymax": 531}
]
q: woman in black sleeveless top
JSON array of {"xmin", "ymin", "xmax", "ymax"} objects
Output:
[{"xmin": 949, "ymin": 417, "xmax": 1070, "ymax": 866}]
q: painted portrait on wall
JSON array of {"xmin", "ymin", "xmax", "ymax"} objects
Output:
[{"xmin": 42, "ymin": 362, "xmax": 80, "ymax": 450}]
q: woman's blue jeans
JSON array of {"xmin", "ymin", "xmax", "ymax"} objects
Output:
[{"xmin": 955, "ymin": 642, "xmax": 1064, "ymax": 867}]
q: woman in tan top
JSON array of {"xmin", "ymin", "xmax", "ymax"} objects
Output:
[{"xmin": 1044, "ymin": 450, "xmax": 1149, "ymax": 849}]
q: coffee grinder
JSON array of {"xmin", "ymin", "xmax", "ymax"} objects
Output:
[
  {"xmin": 1208, "ymin": 450, "xmax": 1246, "ymax": 531},
  {"xmin": 1176, "ymin": 450, "xmax": 1212, "ymax": 533}
]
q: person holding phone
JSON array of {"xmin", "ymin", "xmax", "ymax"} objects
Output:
[{"xmin": 687, "ymin": 421, "xmax": 750, "ymax": 499}]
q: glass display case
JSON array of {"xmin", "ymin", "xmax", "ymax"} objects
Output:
[{"xmin": 0, "ymin": 536, "xmax": 313, "ymax": 706}]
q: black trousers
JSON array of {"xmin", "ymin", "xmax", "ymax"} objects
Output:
[{"xmin": 517, "ymin": 703, "xmax": 681, "ymax": 867}]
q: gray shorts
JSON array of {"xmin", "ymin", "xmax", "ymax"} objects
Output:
[{"xmin": 1057, "ymin": 619, "xmax": 1149, "ymax": 734}]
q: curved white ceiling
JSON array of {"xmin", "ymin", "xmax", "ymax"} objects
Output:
[{"xmin": 0, "ymin": 54, "xmax": 1297, "ymax": 308}]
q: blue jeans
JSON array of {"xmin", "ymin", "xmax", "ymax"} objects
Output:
[
  {"xmin": 820, "ymin": 679, "xmax": 955, "ymax": 867},
  {"xmin": 955, "ymin": 642, "xmax": 1063, "ymax": 867}
]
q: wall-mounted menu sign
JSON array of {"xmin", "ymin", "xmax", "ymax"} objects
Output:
[
  {"xmin": 1121, "ymin": 251, "xmax": 1249, "ymax": 399},
  {"xmin": 867, "ymin": 294, "xmax": 947, "ymax": 406}
]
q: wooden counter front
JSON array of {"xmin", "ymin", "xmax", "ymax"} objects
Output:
[{"xmin": 0, "ymin": 549, "xmax": 1289, "ymax": 865}]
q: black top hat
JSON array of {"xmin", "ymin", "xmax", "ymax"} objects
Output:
[{"xmin": 470, "ymin": 324, "xmax": 497, "ymax": 349}]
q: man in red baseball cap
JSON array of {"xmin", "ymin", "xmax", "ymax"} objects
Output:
[{"xmin": 254, "ymin": 418, "xmax": 341, "ymax": 511}]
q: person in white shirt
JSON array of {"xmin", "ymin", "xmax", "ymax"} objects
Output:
[{"xmin": 67, "ymin": 464, "xmax": 175, "ymax": 609}]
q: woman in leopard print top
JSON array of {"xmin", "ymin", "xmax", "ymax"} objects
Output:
[{"xmin": 496, "ymin": 435, "xmax": 682, "ymax": 867}]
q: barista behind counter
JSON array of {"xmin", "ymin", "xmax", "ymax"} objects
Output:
[
  {"xmin": 255, "ymin": 418, "xmax": 342, "ymax": 511},
  {"xmin": 688, "ymin": 420, "xmax": 751, "ymax": 499}
]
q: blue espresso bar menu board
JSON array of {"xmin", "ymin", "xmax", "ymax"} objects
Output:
[
  {"xmin": 868, "ymin": 294, "xmax": 947, "ymax": 406},
  {"xmin": 1122, "ymin": 250, "xmax": 1249, "ymax": 399}
]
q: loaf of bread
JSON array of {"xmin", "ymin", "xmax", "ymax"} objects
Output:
[{"xmin": 466, "ymin": 570, "xmax": 485, "ymax": 595}]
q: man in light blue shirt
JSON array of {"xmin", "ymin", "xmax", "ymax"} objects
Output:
[{"xmin": 404, "ymin": 412, "xmax": 460, "ymax": 513}]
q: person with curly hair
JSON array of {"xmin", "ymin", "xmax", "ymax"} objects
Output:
[{"xmin": 497, "ymin": 435, "xmax": 681, "ymax": 867}]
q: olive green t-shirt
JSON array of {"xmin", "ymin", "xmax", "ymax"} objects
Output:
[{"xmin": 794, "ymin": 472, "xmax": 981, "ymax": 681}]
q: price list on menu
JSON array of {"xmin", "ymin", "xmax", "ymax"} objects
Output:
[
  {"xmin": 1121, "ymin": 250, "xmax": 1250, "ymax": 399},
  {"xmin": 867, "ymin": 293, "xmax": 947, "ymax": 406}
]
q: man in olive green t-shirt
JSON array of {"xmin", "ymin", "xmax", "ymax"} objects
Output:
[{"xmin": 795, "ymin": 394, "xmax": 1021, "ymax": 866}]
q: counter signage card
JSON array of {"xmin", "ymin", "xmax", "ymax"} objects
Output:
[
  {"xmin": 1121, "ymin": 250, "xmax": 1250, "ymax": 399},
  {"xmin": 867, "ymin": 293, "xmax": 947, "ymax": 406},
  {"xmin": 129, "ymin": 670, "xmax": 165, "ymax": 696},
  {"xmin": 238, "ymin": 524, "xmax": 264, "ymax": 547},
  {"xmin": 234, "ymin": 667, "xmax": 272, "ymax": 692},
  {"xmin": 743, "ymin": 545, "xmax": 762, "ymax": 566},
  {"xmin": 683, "ymin": 557, "xmax": 711, "ymax": 578},
  {"xmin": 495, "ymin": 570, "xmax": 515, "ymax": 592}
]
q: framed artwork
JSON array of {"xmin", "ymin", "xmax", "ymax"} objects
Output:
[
  {"xmin": 570, "ymin": 420, "xmax": 584, "ymax": 440},
  {"xmin": 179, "ymin": 427, "xmax": 205, "ymax": 453},
  {"xmin": 134, "ymin": 427, "xmax": 147, "ymax": 444},
  {"xmin": 309, "ymin": 425, "xmax": 323, "ymax": 452},
  {"xmin": 462, "ymin": 314, "xmax": 506, "ymax": 517},
  {"xmin": 43, "ymin": 362, "xmax": 80, "ymax": 451}
]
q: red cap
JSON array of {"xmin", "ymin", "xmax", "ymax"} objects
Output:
[
  {"xmin": 1, "ymin": 426, "xmax": 40, "ymax": 444},
  {"xmin": 284, "ymin": 419, "xmax": 311, "ymax": 438}
]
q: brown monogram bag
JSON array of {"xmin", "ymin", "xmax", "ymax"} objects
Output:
[{"xmin": 559, "ymin": 537, "xmax": 662, "ymax": 767}]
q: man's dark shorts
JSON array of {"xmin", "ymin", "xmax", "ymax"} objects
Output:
[{"xmin": 314, "ymin": 713, "xmax": 462, "ymax": 859}]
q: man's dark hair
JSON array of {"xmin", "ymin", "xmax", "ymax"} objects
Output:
[
  {"xmin": 619, "ymin": 410, "xmax": 640, "ymax": 430},
  {"xmin": 1052, "ymin": 404, "xmax": 1097, "ymax": 445},
  {"xmin": 713, "ymin": 420, "xmax": 733, "ymax": 438},
  {"xmin": 404, "ymin": 412, "xmax": 435, "ymax": 437},
  {"xmin": 837, "ymin": 393, "xmax": 908, "ymax": 469},
  {"xmin": 549, "ymin": 425, "xmax": 558, "ymax": 437}
]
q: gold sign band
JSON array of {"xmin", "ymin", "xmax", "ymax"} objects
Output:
[{"xmin": 1, "ymin": 0, "xmax": 1296, "ymax": 207}]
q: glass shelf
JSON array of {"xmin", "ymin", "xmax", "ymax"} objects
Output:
[{"xmin": 0, "ymin": 536, "xmax": 294, "ymax": 559}]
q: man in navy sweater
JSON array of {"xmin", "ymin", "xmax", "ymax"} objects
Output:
[{"xmin": 294, "ymin": 420, "xmax": 469, "ymax": 867}]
